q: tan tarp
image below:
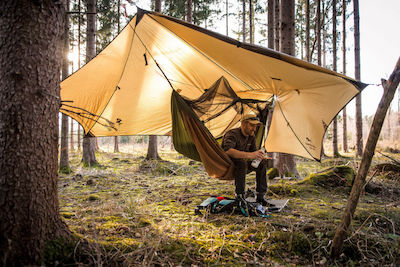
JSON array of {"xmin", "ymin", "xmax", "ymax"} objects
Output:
[{"xmin": 61, "ymin": 9, "xmax": 365, "ymax": 161}]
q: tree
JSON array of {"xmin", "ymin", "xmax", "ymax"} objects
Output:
[
  {"xmin": 82, "ymin": 0, "xmax": 99, "ymax": 166},
  {"xmin": 305, "ymin": 0, "xmax": 310, "ymax": 61},
  {"xmin": 276, "ymin": 0, "xmax": 298, "ymax": 178},
  {"xmin": 332, "ymin": 0, "xmax": 339, "ymax": 157},
  {"xmin": 114, "ymin": 0, "xmax": 121, "ymax": 153},
  {"xmin": 242, "ymin": 0, "xmax": 246, "ymax": 42},
  {"xmin": 274, "ymin": 0, "xmax": 280, "ymax": 51},
  {"xmin": 249, "ymin": 0, "xmax": 253, "ymax": 44},
  {"xmin": 146, "ymin": 0, "xmax": 162, "ymax": 160},
  {"xmin": 60, "ymin": 0, "xmax": 72, "ymax": 173},
  {"xmin": 70, "ymin": 118, "xmax": 74, "ymax": 150},
  {"xmin": 187, "ymin": 0, "xmax": 193, "ymax": 23},
  {"xmin": 331, "ymin": 58, "xmax": 400, "ymax": 259},
  {"xmin": 0, "ymin": 0, "xmax": 69, "ymax": 264},
  {"xmin": 268, "ymin": 0, "xmax": 274, "ymax": 49},
  {"xmin": 353, "ymin": 0, "xmax": 363, "ymax": 157},
  {"xmin": 342, "ymin": 0, "xmax": 348, "ymax": 153}
]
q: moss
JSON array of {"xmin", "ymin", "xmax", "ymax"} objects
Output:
[
  {"xmin": 43, "ymin": 237, "xmax": 76, "ymax": 266},
  {"xmin": 268, "ymin": 182, "xmax": 297, "ymax": 196},
  {"xmin": 87, "ymin": 194, "xmax": 100, "ymax": 201},
  {"xmin": 60, "ymin": 211, "xmax": 75, "ymax": 219},
  {"xmin": 59, "ymin": 165, "xmax": 72, "ymax": 174},
  {"xmin": 300, "ymin": 165, "xmax": 355, "ymax": 188},
  {"xmin": 268, "ymin": 231, "xmax": 311, "ymax": 258}
]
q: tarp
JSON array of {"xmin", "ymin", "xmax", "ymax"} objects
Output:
[{"xmin": 60, "ymin": 8, "xmax": 367, "ymax": 161}]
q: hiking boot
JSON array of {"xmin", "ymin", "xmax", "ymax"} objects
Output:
[{"xmin": 256, "ymin": 195, "xmax": 275, "ymax": 207}]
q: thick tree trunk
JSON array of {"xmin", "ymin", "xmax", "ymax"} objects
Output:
[
  {"xmin": 82, "ymin": 0, "xmax": 98, "ymax": 166},
  {"xmin": 342, "ymin": 0, "xmax": 348, "ymax": 153},
  {"xmin": 274, "ymin": 0, "xmax": 280, "ymax": 51},
  {"xmin": 186, "ymin": 0, "xmax": 193, "ymax": 23},
  {"xmin": 0, "ymin": 0, "xmax": 69, "ymax": 265},
  {"xmin": 332, "ymin": 0, "xmax": 339, "ymax": 157},
  {"xmin": 331, "ymin": 58, "xmax": 400, "ymax": 259},
  {"xmin": 353, "ymin": 0, "xmax": 363, "ymax": 157},
  {"xmin": 146, "ymin": 135, "xmax": 161, "ymax": 160},
  {"xmin": 277, "ymin": 0, "xmax": 298, "ymax": 178},
  {"xmin": 268, "ymin": 0, "xmax": 274, "ymax": 49},
  {"xmin": 60, "ymin": 2, "xmax": 71, "ymax": 173}
]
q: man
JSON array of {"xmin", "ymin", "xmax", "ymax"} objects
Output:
[{"xmin": 222, "ymin": 114, "xmax": 270, "ymax": 205}]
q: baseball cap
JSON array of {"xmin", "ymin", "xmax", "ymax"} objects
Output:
[{"xmin": 241, "ymin": 114, "xmax": 261, "ymax": 125}]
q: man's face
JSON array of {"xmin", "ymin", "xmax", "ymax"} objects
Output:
[{"xmin": 241, "ymin": 121, "xmax": 258, "ymax": 136}]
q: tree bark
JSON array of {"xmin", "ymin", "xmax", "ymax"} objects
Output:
[
  {"xmin": 342, "ymin": 0, "xmax": 348, "ymax": 153},
  {"xmin": 114, "ymin": 136, "xmax": 119, "ymax": 152},
  {"xmin": 277, "ymin": 0, "xmax": 298, "ymax": 178},
  {"xmin": 274, "ymin": 0, "xmax": 280, "ymax": 51},
  {"xmin": 332, "ymin": 0, "xmax": 339, "ymax": 157},
  {"xmin": 186, "ymin": 0, "xmax": 193, "ymax": 23},
  {"xmin": 331, "ymin": 57, "xmax": 400, "ymax": 259},
  {"xmin": 316, "ymin": 0, "xmax": 321, "ymax": 66},
  {"xmin": 77, "ymin": 125, "xmax": 81, "ymax": 150},
  {"xmin": 0, "ymin": 0, "xmax": 70, "ymax": 264},
  {"xmin": 60, "ymin": 1, "xmax": 71, "ymax": 173},
  {"xmin": 268, "ymin": 0, "xmax": 274, "ymax": 49},
  {"xmin": 155, "ymin": 0, "xmax": 161, "ymax": 12},
  {"xmin": 249, "ymin": 0, "xmax": 253, "ymax": 44},
  {"xmin": 242, "ymin": 0, "xmax": 246, "ymax": 42},
  {"xmin": 146, "ymin": 135, "xmax": 161, "ymax": 160},
  {"xmin": 305, "ymin": 0, "xmax": 310, "ymax": 61},
  {"xmin": 354, "ymin": 0, "xmax": 363, "ymax": 157},
  {"xmin": 70, "ymin": 118, "xmax": 74, "ymax": 150},
  {"xmin": 82, "ymin": 0, "xmax": 98, "ymax": 166}
]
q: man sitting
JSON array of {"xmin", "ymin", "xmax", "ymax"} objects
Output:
[{"xmin": 222, "ymin": 114, "xmax": 270, "ymax": 205}]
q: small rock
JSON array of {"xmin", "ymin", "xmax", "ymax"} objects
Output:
[{"xmin": 86, "ymin": 179, "xmax": 94, "ymax": 186}]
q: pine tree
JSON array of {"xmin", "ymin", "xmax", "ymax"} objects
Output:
[
  {"xmin": 0, "ymin": 0, "xmax": 70, "ymax": 264},
  {"xmin": 354, "ymin": 0, "xmax": 363, "ymax": 157},
  {"xmin": 332, "ymin": 0, "xmax": 339, "ymax": 157}
]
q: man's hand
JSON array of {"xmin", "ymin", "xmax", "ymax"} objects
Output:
[{"xmin": 250, "ymin": 150, "xmax": 265, "ymax": 161}]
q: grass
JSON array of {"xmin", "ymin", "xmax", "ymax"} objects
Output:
[{"xmin": 54, "ymin": 146, "xmax": 400, "ymax": 266}]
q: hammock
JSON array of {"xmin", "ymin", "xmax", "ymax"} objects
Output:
[{"xmin": 171, "ymin": 77, "xmax": 270, "ymax": 180}]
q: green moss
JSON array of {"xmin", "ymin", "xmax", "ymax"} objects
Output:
[
  {"xmin": 59, "ymin": 165, "xmax": 72, "ymax": 174},
  {"xmin": 268, "ymin": 231, "xmax": 311, "ymax": 258},
  {"xmin": 60, "ymin": 211, "xmax": 75, "ymax": 219},
  {"xmin": 87, "ymin": 194, "xmax": 100, "ymax": 201},
  {"xmin": 43, "ymin": 237, "xmax": 76, "ymax": 265},
  {"xmin": 300, "ymin": 165, "xmax": 355, "ymax": 188},
  {"xmin": 268, "ymin": 182, "xmax": 297, "ymax": 196}
]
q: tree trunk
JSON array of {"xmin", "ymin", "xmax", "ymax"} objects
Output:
[
  {"xmin": 331, "ymin": 57, "xmax": 400, "ymax": 259},
  {"xmin": 277, "ymin": 0, "xmax": 298, "ymax": 178},
  {"xmin": 114, "ymin": 136, "xmax": 119, "ymax": 152},
  {"xmin": 146, "ymin": 135, "xmax": 161, "ymax": 160},
  {"xmin": 274, "ymin": 0, "xmax": 280, "ymax": 51},
  {"xmin": 268, "ymin": 0, "xmax": 274, "ymax": 49},
  {"xmin": 60, "ymin": 1, "xmax": 71, "ymax": 173},
  {"xmin": 77, "ymin": 125, "xmax": 81, "ymax": 150},
  {"xmin": 186, "ymin": 0, "xmax": 193, "ymax": 23},
  {"xmin": 242, "ymin": 0, "xmax": 246, "ymax": 42},
  {"xmin": 249, "ymin": 0, "xmax": 253, "ymax": 44},
  {"xmin": 316, "ymin": 0, "xmax": 321, "ymax": 66},
  {"xmin": 82, "ymin": 0, "xmax": 98, "ymax": 166},
  {"xmin": 342, "ymin": 0, "xmax": 348, "ymax": 153},
  {"xmin": 70, "ymin": 118, "xmax": 74, "ymax": 150},
  {"xmin": 354, "ymin": 0, "xmax": 363, "ymax": 157},
  {"xmin": 305, "ymin": 0, "xmax": 310, "ymax": 61},
  {"xmin": 332, "ymin": 0, "xmax": 339, "ymax": 157},
  {"xmin": 155, "ymin": 0, "xmax": 161, "ymax": 12},
  {"xmin": 0, "ymin": 0, "xmax": 69, "ymax": 264},
  {"xmin": 322, "ymin": 0, "xmax": 326, "ymax": 67}
]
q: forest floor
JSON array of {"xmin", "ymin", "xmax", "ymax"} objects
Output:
[{"xmin": 53, "ymin": 147, "xmax": 400, "ymax": 266}]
